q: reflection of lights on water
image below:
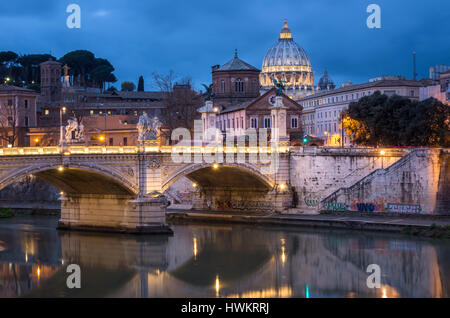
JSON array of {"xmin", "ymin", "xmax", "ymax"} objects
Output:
[
  {"xmin": 193, "ymin": 237, "xmax": 198, "ymax": 259},
  {"xmin": 382, "ymin": 288, "xmax": 387, "ymax": 298},
  {"xmin": 280, "ymin": 238, "xmax": 286, "ymax": 265},
  {"xmin": 155, "ymin": 269, "xmax": 160, "ymax": 275},
  {"xmin": 281, "ymin": 246, "xmax": 286, "ymax": 264},
  {"xmin": 61, "ymin": 259, "xmax": 64, "ymax": 265},
  {"xmin": 0, "ymin": 240, "xmax": 6, "ymax": 252},
  {"xmin": 215, "ymin": 275, "xmax": 220, "ymax": 297},
  {"xmin": 227, "ymin": 286, "xmax": 292, "ymax": 298},
  {"xmin": 37, "ymin": 266, "xmax": 41, "ymax": 279},
  {"xmin": 25, "ymin": 253, "xmax": 28, "ymax": 263},
  {"xmin": 306, "ymin": 284, "xmax": 310, "ymax": 298}
]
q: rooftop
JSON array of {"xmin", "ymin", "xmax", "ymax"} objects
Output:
[
  {"xmin": 214, "ymin": 50, "xmax": 260, "ymax": 72},
  {"xmin": 0, "ymin": 85, "xmax": 39, "ymax": 94},
  {"xmin": 298, "ymin": 79, "xmax": 427, "ymax": 101}
]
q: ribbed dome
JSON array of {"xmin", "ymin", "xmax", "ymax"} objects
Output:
[
  {"xmin": 262, "ymin": 20, "xmax": 311, "ymax": 68},
  {"xmin": 318, "ymin": 69, "xmax": 335, "ymax": 90}
]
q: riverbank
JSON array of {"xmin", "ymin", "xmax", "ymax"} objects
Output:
[{"xmin": 167, "ymin": 210, "xmax": 450, "ymax": 238}]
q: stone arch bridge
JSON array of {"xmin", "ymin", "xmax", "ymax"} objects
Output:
[
  {"xmin": 0, "ymin": 145, "xmax": 291, "ymax": 233},
  {"xmin": 1, "ymin": 145, "xmax": 445, "ymax": 233}
]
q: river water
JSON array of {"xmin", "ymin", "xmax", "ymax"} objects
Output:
[{"xmin": 0, "ymin": 215, "xmax": 449, "ymax": 298}]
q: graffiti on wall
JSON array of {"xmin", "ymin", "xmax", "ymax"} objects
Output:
[
  {"xmin": 386, "ymin": 203, "xmax": 422, "ymax": 214},
  {"xmin": 213, "ymin": 200, "xmax": 274, "ymax": 211},
  {"xmin": 323, "ymin": 202, "xmax": 347, "ymax": 211},
  {"xmin": 304, "ymin": 196, "xmax": 320, "ymax": 207},
  {"xmin": 354, "ymin": 203, "xmax": 379, "ymax": 212},
  {"xmin": 177, "ymin": 192, "xmax": 193, "ymax": 204}
]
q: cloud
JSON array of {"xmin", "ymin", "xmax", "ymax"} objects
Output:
[{"xmin": 1, "ymin": 0, "xmax": 449, "ymax": 89}]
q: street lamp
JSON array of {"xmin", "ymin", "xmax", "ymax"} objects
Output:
[
  {"xmin": 59, "ymin": 106, "xmax": 67, "ymax": 145},
  {"xmin": 380, "ymin": 150, "xmax": 385, "ymax": 169}
]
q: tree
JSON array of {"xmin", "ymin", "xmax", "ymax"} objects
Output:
[
  {"xmin": 344, "ymin": 91, "xmax": 450, "ymax": 147},
  {"xmin": 152, "ymin": 71, "xmax": 202, "ymax": 137},
  {"xmin": 90, "ymin": 58, "xmax": 116, "ymax": 91},
  {"xmin": 0, "ymin": 102, "xmax": 18, "ymax": 147},
  {"xmin": 121, "ymin": 81, "xmax": 136, "ymax": 91},
  {"xmin": 59, "ymin": 50, "xmax": 95, "ymax": 87},
  {"xmin": 16, "ymin": 54, "xmax": 55, "ymax": 85},
  {"xmin": 106, "ymin": 85, "xmax": 118, "ymax": 92},
  {"xmin": 0, "ymin": 51, "xmax": 18, "ymax": 83},
  {"xmin": 137, "ymin": 75, "xmax": 144, "ymax": 91}
]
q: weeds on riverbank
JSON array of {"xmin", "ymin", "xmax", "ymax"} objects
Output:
[
  {"xmin": 401, "ymin": 224, "xmax": 450, "ymax": 238},
  {"xmin": 0, "ymin": 208, "xmax": 14, "ymax": 218}
]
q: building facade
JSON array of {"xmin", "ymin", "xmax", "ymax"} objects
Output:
[
  {"xmin": 420, "ymin": 70, "xmax": 450, "ymax": 105},
  {"xmin": 298, "ymin": 79, "xmax": 426, "ymax": 146},
  {"xmin": 212, "ymin": 50, "xmax": 260, "ymax": 107},
  {"xmin": 0, "ymin": 85, "xmax": 38, "ymax": 147},
  {"xmin": 216, "ymin": 88, "xmax": 303, "ymax": 139}
]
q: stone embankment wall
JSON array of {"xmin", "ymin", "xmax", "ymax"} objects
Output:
[
  {"xmin": 321, "ymin": 149, "xmax": 449, "ymax": 215},
  {"xmin": 289, "ymin": 147, "xmax": 406, "ymax": 213},
  {"xmin": 0, "ymin": 175, "xmax": 60, "ymax": 210}
]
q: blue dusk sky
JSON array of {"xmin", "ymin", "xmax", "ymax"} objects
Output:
[{"xmin": 1, "ymin": 0, "xmax": 449, "ymax": 90}]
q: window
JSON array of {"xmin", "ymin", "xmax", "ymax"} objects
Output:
[
  {"xmin": 109, "ymin": 138, "xmax": 114, "ymax": 146},
  {"xmin": 235, "ymin": 78, "xmax": 244, "ymax": 92},
  {"xmin": 232, "ymin": 118, "xmax": 235, "ymax": 129},
  {"xmin": 240, "ymin": 117, "xmax": 244, "ymax": 129},
  {"xmin": 227, "ymin": 119, "xmax": 230, "ymax": 129},
  {"xmin": 44, "ymin": 109, "xmax": 50, "ymax": 115},
  {"xmin": 410, "ymin": 90, "xmax": 415, "ymax": 97},
  {"xmin": 90, "ymin": 110, "xmax": 94, "ymax": 115},
  {"xmin": 123, "ymin": 137, "xmax": 128, "ymax": 146},
  {"xmin": 264, "ymin": 117, "xmax": 271, "ymax": 128},
  {"xmin": 7, "ymin": 99, "xmax": 12, "ymax": 106},
  {"xmin": 384, "ymin": 90, "xmax": 396, "ymax": 96},
  {"xmin": 291, "ymin": 116, "xmax": 298, "ymax": 128},
  {"xmin": 250, "ymin": 117, "xmax": 258, "ymax": 128},
  {"xmin": 24, "ymin": 116, "xmax": 29, "ymax": 127},
  {"xmin": 24, "ymin": 100, "xmax": 28, "ymax": 109},
  {"xmin": 221, "ymin": 80, "xmax": 225, "ymax": 93}
]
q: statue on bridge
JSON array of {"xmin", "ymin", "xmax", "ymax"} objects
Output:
[
  {"xmin": 137, "ymin": 114, "xmax": 162, "ymax": 143},
  {"xmin": 64, "ymin": 118, "xmax": 84, "ymax": 143}
]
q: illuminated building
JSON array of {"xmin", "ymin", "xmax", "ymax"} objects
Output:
[
  {"xmin": 260, "ymin": 20, "xmax": 317, "ymax": 99},
  {"xmin": 298, "ymin": 79, "xmax": 427, "ymax": 146}
]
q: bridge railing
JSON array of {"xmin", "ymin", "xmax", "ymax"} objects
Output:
[{"xmin": 0, "ymin": 145, "xmax": 291, "ymax": 156}]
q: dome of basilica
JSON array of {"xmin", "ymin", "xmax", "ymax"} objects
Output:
[
  {"xmin": 260, "ymin": 20, "xmax": 315, "ymax": 99},
  {"xmin": 262, "ymin": 20, "xmax": 311, "ymax": 69},
  {"xmin": 318, "ymin": 69, "xmax": 335, "ymax": 90}
]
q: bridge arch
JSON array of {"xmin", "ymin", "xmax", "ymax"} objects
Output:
[
  {"xmin": 0, "ymin": 162, "xmax": 139, "ymax": 196},
  {"xmin": 162, "ymin": 162, "xmax": 275, "ymax": 193}
]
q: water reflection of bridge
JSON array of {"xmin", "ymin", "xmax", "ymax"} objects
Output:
[{"xmin": 0, "ymin": 223, "xmax": 448, "ymax": 298}]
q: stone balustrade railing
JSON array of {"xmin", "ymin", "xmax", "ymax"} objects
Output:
[{"xmin": 0, "ymin": 145, "xmax": 291, "ymax": 156}]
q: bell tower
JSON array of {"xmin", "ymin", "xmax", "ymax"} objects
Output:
[{"xmin": 40, "ymin": 59, "xmax": 62, "ymax": 103}]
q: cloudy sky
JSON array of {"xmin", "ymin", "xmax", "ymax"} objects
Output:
[{"xmin": 1, "ymin": 0, "xmax": 449, "ymax": 90}]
